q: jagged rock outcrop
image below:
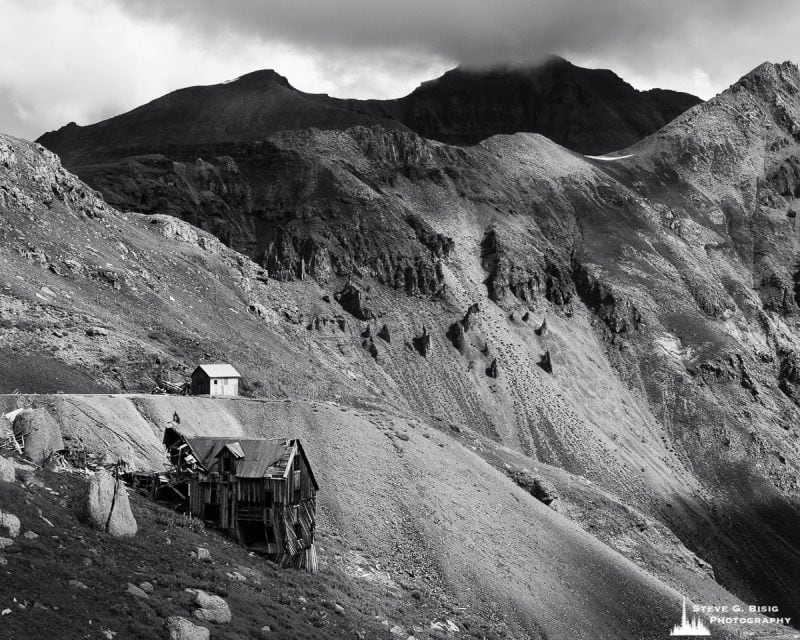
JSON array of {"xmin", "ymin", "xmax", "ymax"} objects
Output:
[
  {"xmin": 572, "ymin": 265, "xmax": 641, "ymax": 335},
  {"xmin": 81, "ymin": 470, "xmax": 138, "ymax": 537},
  {"xmin": 537, "ymin": 351, "xmax": 553, "ymax": 374},
  {"xmin": 335, "ymin": 283, "xmax": 377, "ymax": 320},
  {"xmin": 406, "ymin": 214, "xmax": 454, "ymax": 259},
  {"xmin": 481, "ymin": 229, "xmax": 573, "ymax": 308},
  {"xmin": 263, "ymin": 231, "xmax": 332, "ymax": 282},
  {"xmin": 779, "ymin": 351, "xmax": 800, "ymax": 405},
  {"xmin": 377, "ymin": 324, "xmax": 391, "ymax": 342},
  {"xmin": 447, "ymin": 303, "xmax": 481, "ymax": 352},
  {"xmin": 412, "ymin": 326, "xmax": 432, "ymax": 357}
]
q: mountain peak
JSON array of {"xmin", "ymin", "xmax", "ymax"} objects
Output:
[
  {"xmin": 232, "ymin": 69, "xmax": 293, "ymax": 88},
  {"xmin": 732, "ymin": 60, "xmax": 800, "ymax": 100}
]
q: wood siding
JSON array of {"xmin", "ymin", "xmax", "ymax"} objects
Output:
[
  {"xmin": 185, "ymin": 441, "xmax": 317, "ymax": 571},
  {"xmin": 190, "ymin": 371, "xmax": 239, "ymax": 396}
]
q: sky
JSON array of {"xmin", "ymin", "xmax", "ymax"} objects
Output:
[{"xmin": 0, "ymin": 0, "xmax": 798, "ymax": 141}]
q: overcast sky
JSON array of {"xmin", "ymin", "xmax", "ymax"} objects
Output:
[{"xmin": 1, "ymin": 0, "xmax": 798, "ymax": 141}]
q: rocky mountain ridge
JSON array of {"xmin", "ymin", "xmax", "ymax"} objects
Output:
[{"xmin": 37, "ymin": 56, "xmax": 699, "ymax": 164}]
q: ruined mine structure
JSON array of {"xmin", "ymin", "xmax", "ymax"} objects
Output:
[{"xmin": 163, "ymin": 427, "xmax": 318, "ymax": 571}]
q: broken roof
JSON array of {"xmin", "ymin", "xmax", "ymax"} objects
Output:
[
  {"xmin": 172, "ymin": 433, "xmax": 318, "ymax": 489},
  {"xmin": 193, "ymin": 363, "xmax": 241, "ymax": 378}
]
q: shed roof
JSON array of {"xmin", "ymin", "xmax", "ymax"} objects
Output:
[{"xmin": 193, "ymin": 363, "xmax": 241, "ymax": 379}]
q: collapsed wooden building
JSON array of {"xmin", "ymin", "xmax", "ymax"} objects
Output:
[{"xmin": 162, "ymin": 427, "xmax": 319, "ymax": 571}]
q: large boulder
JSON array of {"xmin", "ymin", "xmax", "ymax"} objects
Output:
[
  {"xmin": 81, "ymin": 470, "xmax": 137, "ymax": 537},
  {"xmin": 12, "ymin": 409, "xmax": 64, "ymax": 464},
  {"xmin": 0, "ymin": 457, "xmax": 14, "ymax": 483},
  {"xmin": 166, "ymin": 616, "xmax": 210, "ymax": 640},
  {"xmin": 0, "ymin": 512, "xmax": 20, "ymax": 537},
  {"xmin": 187, "ymin": 588, "xmax": 231, "ymax": 623}
]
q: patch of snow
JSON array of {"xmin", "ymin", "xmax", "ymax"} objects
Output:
[{"xmin": 584, "ymin": 153, "xmax": 635, "ymax": 161}]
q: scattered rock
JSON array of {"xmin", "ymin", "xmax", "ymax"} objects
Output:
[
  {"xmin": 196, "ymin": 547, "xmax": 211, "ymax": 562},
  {"xmin": 0, "ymin": 537, "xmax": 14, "ymax": 549},
  {"xmin": 188, "ymin": 589, "xmax": 232, "ymax": 624},
  {"xmin": 390, "ymin": 625, "xmax": 406, "ymax": 636},
  {"xmin": 80, "ymin": 469, "xmax": 138, "ymax": 537},
  {"xmin": 12, "ymin": 409, "xmax": 65, "ymax": 465},
  {"xmin": 0, "ymin": 456, "xmax": 14, "ymax": 482},
  {"xmin": 378, "ymin": 324, "xmax": 391, "ymax": 342},
  {"xmin": 485, "ymin": 357, "xmax": 498, "ymax": 378},
  {"xmin": 0, "ymin": 512, "xmax": 20, "ymax": 537},
  {"xmin": 0, "ymin": 557, "xmax": 7, "ymax": 566},
  {"xmin": 21, "ymin": 472, "xmax": 44, "ymax": 489},
  {"xmin": 261, "ymin": 625, "xmax": 273, "ymax": 634},
  {"xmin": 333, "ymin": 603, "xmax": 345, "ymax": 615},
  {"xmin": 225, "ymin": 571, "xmax": 246, "ymax": 582},
  {"xmin": 68, "ymin": 580, "xmax": 88, "ymax": 590},
  {"xmin": 509, "ymin": 469, "xmax": 559, "ymax": 505},
  {"xmin": 85, "ymin": 326, "xmax": 109, "ymax": 337},
  {"xmin": 126, "ymin": 583, "xmax": 149, "ymax": 599},
  {"xmin": 22, "ymin": 530, "xmax": 38, "ymax": 539},
  {"xmin": 139, "ymin": 581, "xmax": 154, "ymax": 593},
  {"xmin": 248, "ymin": 302, "xmax": 268, "ymax": 318},
  {"xmin": 166, "ymin": 616, "xmax": 210, "ymax": 640},
  {"xmin": 535, "ymin": 318, "xmax": 548, "ymax": 336},
  {"xmin": 430, "ymin": 619, "xmax": 460, "ymax": 633}
]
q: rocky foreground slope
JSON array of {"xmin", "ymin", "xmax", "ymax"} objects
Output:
[{"xmin": 3, "ymin": 60, "xmax": 800, "ymax": 638}]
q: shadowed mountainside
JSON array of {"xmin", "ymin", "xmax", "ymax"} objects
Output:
[
  {"xmin": 37, "ymin": 56, "xmax": 699, "ymax": 164},
  {"xmin": 342, "ymin": 56, "xmax": 700, "ymax": 153}
]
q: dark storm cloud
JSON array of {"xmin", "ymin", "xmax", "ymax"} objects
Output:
[
  {"xmin": 2, "ymin": 0, "xmax": 799, "ymax": 141},
  {"xmin": 117, "ymin": 0, "xmax": 797, "ymax": 81}
]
